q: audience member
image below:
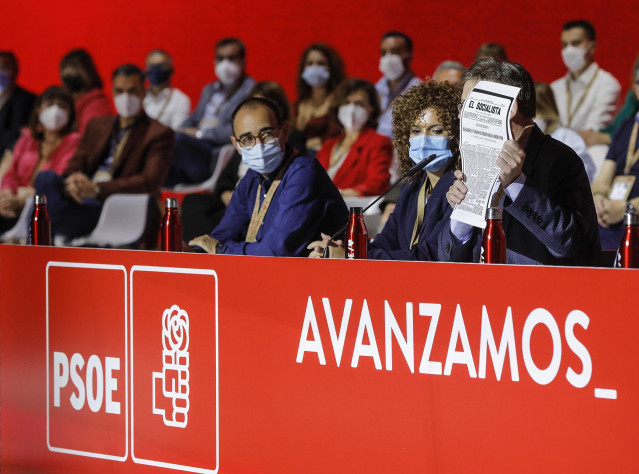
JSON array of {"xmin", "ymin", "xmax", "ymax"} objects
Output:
[
  {"xmin": 316, "ymin": 78, "xmax": 392, "ymax": 197},
  {"xmin": 376, "ymin": 31, "xmax": 421, "ymax": 138},
  {"xmin": 440, "ymin": 58, "xmax": 600, "ymax": 266},
  {"xmin": 535, "ymin": 82, "xmax": 596, "ymax": 181},
  {"xmin": 0, "ymin": 86, "xmax": 79, "ymax": 233},
  {"xmin": 591, "ymin": 73, "xmax": 639, "ymax": 249},
  {"xmin": 0, "ymin": 52, "xmax": 36, "ymax": 156},
  {"xmin": 310, "ymin": 80, "xmax": 460, "ymax": 260},
  {"xmin": 432, "ymin": 61, "xmax": 465, "ymax": 84},
  {"xmin": 35, "ymin": 64, "xmax": 174, "ymax": 242},
  {"xmin": 187, "ymin": 97, "xmax": 347, "ymax": 256},
  {"xmin": 181, "ymin": 80, "xmax": 306, "ymax": 241},
  {"xmin": 59, "ymin": 49, "xmax": 112, "ymax": 133},
  {"xmin": 165, "ymin": 38, "xmax": 254, "ymax": 187},
  {"xmin": 475, "ymin": 43, "xmax": 508, "ymax": 62},
  {"xmin": 292, "ymin": 43, "xmax": 345, "ymax": 153},
  {"xmin": 143, "ymin": 49, "xmax": 191, "ymax": 131},
  {"xmin": 551, "ymin": 21, "xmax": 620, "ymax": 135}
]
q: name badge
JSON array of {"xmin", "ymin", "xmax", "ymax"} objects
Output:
[{"xmin": 608, "ymin": 175, "xmax": 636, "ymax": 201}]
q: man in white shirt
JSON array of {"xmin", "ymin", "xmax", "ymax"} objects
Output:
[{"xmin": 143, "ymin": 50, "xmax": 191, "ymax": 131}]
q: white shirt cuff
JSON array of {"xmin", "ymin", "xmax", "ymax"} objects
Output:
[
  {"xmin": 451, "ymin": 219, "xmax": 474, "ymax": 244},
  {"xmin": 504, "ymin": 173, "xmax": 526, "ymax": 202}
]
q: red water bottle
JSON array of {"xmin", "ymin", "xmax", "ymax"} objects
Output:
[
  {"xmin": 616, "ymin": 204, "xmax": 639, "ymax": 268},
  {"xmin": 29, "ymin": 194, "xmax": 51, "ymax": 246},
  {"xmin": 345, "ymin": 207, "xmax": 368, "ymax": 259},
  {"xmin": 161, "ymin": 197, "xmax": 182, "ymax": 252},
  {"xmin": 482, "ymin": 207, "xmax": 506, "ymax": 264}
]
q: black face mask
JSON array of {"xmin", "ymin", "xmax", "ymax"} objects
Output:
[{"xmin": 62, "ymin": 75, "xmax": 85, "ymax": 93}]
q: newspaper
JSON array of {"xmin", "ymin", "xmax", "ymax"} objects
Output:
[{"xmin": 451, "ymin": 81, "xmax": 521, "ymax": 229}]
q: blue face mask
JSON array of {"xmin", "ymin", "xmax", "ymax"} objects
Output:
[
  {"xmin": 408, "ymin": 134, "xmax": 453, "ymax": 172},
  {"xmin": 146, "ymin": 65, "xmax": 171, "ymax": 86},
  {"xmin": 240, "ymin": 138, "xmax": 285, "ymax": 175}
]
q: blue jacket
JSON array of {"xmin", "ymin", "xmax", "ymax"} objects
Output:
[
  {"xmin": 369, "ymin": 171, "xmax": 454, "ymax": 260},
  {"xmin": 211, "ymin": 150, "xmax": 348, "ymax": 256}
]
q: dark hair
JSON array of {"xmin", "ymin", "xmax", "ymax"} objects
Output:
[
  {"xmin": 381, "ymin": 31, "xmax": 413, "ymax": 54},
  {"xmin": 0, "ymin": 51, "xmax": 18, "ymax": 75},
  {"xmin": 250, "ymin": 81, "xmax": 291, "ymax": 124},
  {"xmin": 59, "ymin": 49, "xmax": 103, "ymax": 90},
  {"xmin": 215, "ymin": 37, "xmax": 246, "ymax": 60},
  {"xmin": 329, "ymin": 78, "xmax": 381, "ymax": 130},
  {"xmin": 231, "ymin": 97, "xmax": 282, "ymax": 136},
  {"xmin": 534, "ymin": 82, "xmax": 560, "ymax": 134},
  {"xmin": 296, "ymin": 43, "xmax": 345, "ymax": 103},
  {"xmin": 474, "ymin": 43, "xmax": 508, "ymax": 62},
  {"xmin": 562, "ymin": 20, "xmax": 596, "ymax": 41},
  {"xmin": 392, "ymin": 80, "xmax": 460, "ymax": 182},
  {"xmin": 29, "ymin": 86, "xmax": 76, "ymax": 140},
  {"xmin": 112, "ymin": 63, "xmax": 145, "ymax": 83},
  {"xmin": 461, "ymin": 58, "xmax": 536, "ymax": 120}
]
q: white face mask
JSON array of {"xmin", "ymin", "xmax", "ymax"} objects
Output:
[
  {"xmin": 561, "ymin": 45, "xmax": 587, "ymax": 73},
  {"xmin": 301, "ymin": 65, "xmax": 330, "ymax": 87},
  {"xmin": 114, "ymin": 93, "xmax": 142, "ymax": 118},
  {"xmin": 338, "ymin": 104, "xmax": 370, "ymax": 131},
  {"xmin": 379, "ymin": 54, "xmax": 405, "ymax": 81},
  {"xmin": 215, "ymin": 59, "xmax": 241, "ymax": 86},
  {"xmin": 240, "ymin": 138, "xmax": 285, "ymax": 175},
  {"xmin": 39, "ymin": 104, "xmax": 69, "ymax": 132}
]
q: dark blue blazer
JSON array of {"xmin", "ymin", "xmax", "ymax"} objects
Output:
[
  {"xmin": 369, "ymin": 171, "xmax": 454, "ymax": 261},
  {"xmin": 438, "ymin": 126, "xmax": 601, "ymax": 266}
]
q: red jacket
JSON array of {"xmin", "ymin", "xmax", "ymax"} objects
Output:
[{"xmin": 316, "ymin": 127, "xmax": 392, "ymax": 196}]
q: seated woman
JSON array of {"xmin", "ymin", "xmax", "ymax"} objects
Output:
[
  {"xmin": 0, "ymin": 86, "xmax": 79, "ymax": 233},
  {"xmin": 591, "ymin": 61, "xmax": 639, "ymax": 250},
  {"xmin": 534, "ymin": 82, "xmax": 596, "ymax": 182},
  {"xmin": 59, "ymin": 49, "xmax": 111, "ymax": 133},
  {"xmin": 309, "ymin": 79, "xmax": 460, "ymax": 260},
  {"xmin": 316, "ymin": 78, "xmax": 392, "ymax": 197},
  {"xmin": 292, "ymin": 43, "xmax": 345, "ymax": 153},
  {"xmin": 180, "ymin": 81, "xmax": 306, "ymax": 241}
]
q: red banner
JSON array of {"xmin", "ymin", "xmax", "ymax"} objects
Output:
[{"xmin": 1, "ymin": 245, "xmax": 637, "ymax": 472}]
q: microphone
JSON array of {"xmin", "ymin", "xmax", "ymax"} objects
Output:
[{"xmin": 322, "ymin": 154, "xmax": 437, "ymax": 258}]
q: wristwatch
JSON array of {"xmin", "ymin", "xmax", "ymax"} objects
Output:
[{"xmin": 195, "ymin": 130, "xmax": 203, "ymax": 139}]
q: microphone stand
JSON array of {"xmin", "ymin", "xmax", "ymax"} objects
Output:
[{"xmin": 323, "ymin": 154, "xmax": 437, "ymax": 258}]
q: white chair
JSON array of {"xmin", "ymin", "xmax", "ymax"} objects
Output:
[
  {"xmin": 171, "ymin": 143, "xmax": 236, "ymax": 193},
  {"xmin": 0, "ymin": 195, "xmax": 34, "ymax": 243},
  {"xmin": 343, "ymin": 196, "xmax": 382, "ymax": 237},
  {"xmin": 69, "ymin": 193, "xmax": 151, "ymax": 247}
]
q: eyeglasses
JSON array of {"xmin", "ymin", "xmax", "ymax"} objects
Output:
[
  {"xmin": 236, "ymin": 129, "xmax": 279, "ymax": 148},
  {"xmin": 457, "ymin": 99, "xmax": 466, "ymax": 114}
]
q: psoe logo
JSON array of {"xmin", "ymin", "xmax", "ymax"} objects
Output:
[{"xmin": 153, "ymin": 304, "xmax": 190, "ymax": 428}]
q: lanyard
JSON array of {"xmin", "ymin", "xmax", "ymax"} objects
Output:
[
  {"xmin": 245, "ymin": 153, "xmax": 295, "ymax": 243},
  {"xmin": 155, "ymin": 88, "xmax": 174, "ymax": 122},
  {"xmin": 566, "ymin": 66, "xmax": 599, "ymax": 128},
  {"xmin": 410, "ymin": 178, "xmax": 431, "ymax": 249},
  {"xmin": 110, "ymin": 129, "xmax": 132, "ymax": 174},
  {"xmin": 624, "ymin": 120, "xmax": 639, "ymax": 175}
]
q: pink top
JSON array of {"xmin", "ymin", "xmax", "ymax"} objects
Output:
[
  {"xmin": 1, "ymin": 130, "xmax": 80, "ymax": 193},
  {"xmin": 75, "ymin": 88, "xmax": 112, "ymax": 133}
]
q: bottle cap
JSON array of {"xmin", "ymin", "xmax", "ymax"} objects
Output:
[
  {"xmin": 34, "ymin": 194, "xmax": 47, "ymax": 205},
  {"xmin": 625, "ymin": 203, "xmax": 638, "ymax": 226},
  {"xmin": 349, "ymin": 207, "xmax": 363, "ymax": 215},
  {"xmin": 165, "ymin": 197, "xmax": 179, "ymax": 209},
  {"xmin": 486, "ymin": 207, "xmax": 502, "ymax": 220}
]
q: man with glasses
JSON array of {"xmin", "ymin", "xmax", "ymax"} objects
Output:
[
  {"xmin": 188, "ymin": 97, "xmax": 348, "ymax": 256},
  {"xmin": 165, "ymin": 37, "xmax": 255, "ymax": 187}
]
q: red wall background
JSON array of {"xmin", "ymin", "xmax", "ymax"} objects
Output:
[{"xmin": 1, "ymin": 0, "xmax": 637, "ymax": 108}]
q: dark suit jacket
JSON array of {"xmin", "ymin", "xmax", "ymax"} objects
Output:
[
  {"xmin": 64, "ymin": 113, "xmax": 174, "ymax": 201},
  {"xmin": 0, "ymin": 85, "xmax": 36, "ymax": 152},
  {"xmin": 439, "ymin": 126, "xmax": 601, "ymax": 266}
]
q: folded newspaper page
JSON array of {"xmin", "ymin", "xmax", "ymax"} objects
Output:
[{"xmin": 451, "ymin": 80, "xmax": 521, "ymax": 229}]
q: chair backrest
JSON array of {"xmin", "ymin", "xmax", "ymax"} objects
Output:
[
  {"xmin": 71, "ymin": 193, "xmax": 150, "ymax": 247},
  {"xmin": 173, "ymin": 144, "xmax": 237, "ymax": 193},
  {"xmin": 0, "ymin": 195, "xmax": 34, "ymax": 242}
]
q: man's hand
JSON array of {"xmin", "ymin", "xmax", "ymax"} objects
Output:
[
  {"xmin": 497, "ymin": 139, "xmax": 526, "ymax": 188},
  {"xmin": 180, "ymin": 127, "xmax": 199, "ymax": 138},
  {"xmin": 65, "ymin": 172, "xmax": 98, "ymax": 204},
  {"xmin": 600, "ymin": 199, "xmax": 626, "ymax": 227},
  {"xmin": 307, "ymin": 232, "xmax": 345, "ymax": 258},
  {"xmin": 593, "ymin": 193, "xmax": 607, "ymax": 226},
  {"xmin": 220, "ymin": 190, "xmax": 233, "ymax": 207},
  {"xmin": 0, "ymin": 191, "xmax": 20, "ymax": 218},
  {"xmin": 188, "ymin": 235, "xmax": 220, "ymax": 254},
  {"xmin": 446, "ymin": 170, "xmax": 468, "ymax": 209}
]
